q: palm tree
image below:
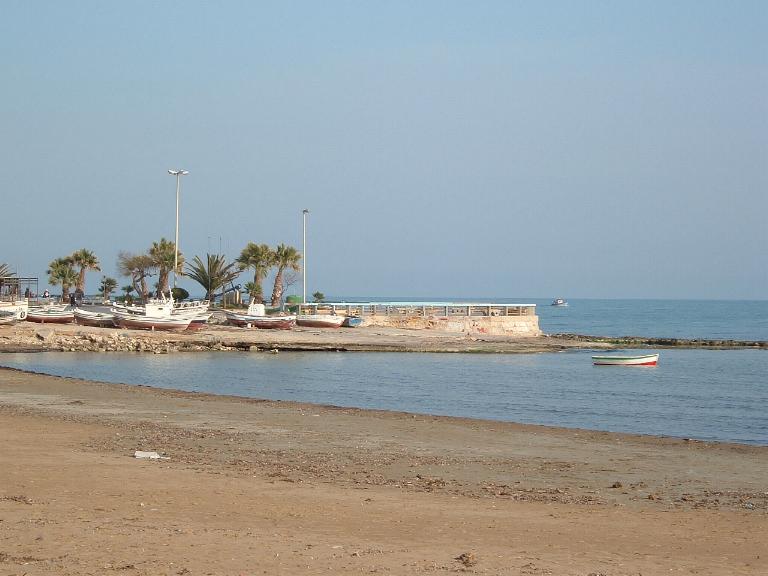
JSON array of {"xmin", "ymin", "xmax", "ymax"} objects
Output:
[
  {"xmin": 270, "ymin": 244, "xmax": 302, "ymax": 306},
  {"xmin": 70, "ymin": 248, "xmax": 101, "ymax": 295},
  {"xmin": 149, "ymin": 238, "xmax": 181, "ymax": 297},
  {"xmin": 47, "ymin": 257, "xmax": 78, "ymax": 302},
  {"xmin": 185, "ymin": 254, "xmax": 241, "ymax": 301},
  {"xmin": 99, "ymin": 276, "xmax": 118, "ymax": 301},
  {"xmin": 236, "ymin": 243, "xmax": 275, "ymax": 303},
  {"xmin": 117, "ymin": 251, "xmax": 155, "ymax": 302},
  {"xmin": 120, "ymin": 284, "xmax": 135, "ymax": 303}
]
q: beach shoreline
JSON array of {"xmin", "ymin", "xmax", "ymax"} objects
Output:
[
  {"xmin": 0, "ymin": 367, "xmax": 766, "ymax": 575},
  {"xmin": 2, "ymin": 322, "xmax": 765, "ymax": 355}
]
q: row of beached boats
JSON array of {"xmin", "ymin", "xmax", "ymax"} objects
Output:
[
  {"xmin": 224, "ymin": 302, "xmax": 360, "ymax": 329},
  {"xmin": 1, "ymin": 298, "xmax": 359, "ymax": 331}
]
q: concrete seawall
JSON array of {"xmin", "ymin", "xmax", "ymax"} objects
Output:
[
  {"xmin": 299, "ymin": 302, "xmax": 541, "ymax": 336},
  {"xmin": 358, "ymin": 314, "xmax": 541, "ymax": 336}
]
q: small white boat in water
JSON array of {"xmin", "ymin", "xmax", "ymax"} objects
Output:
[
  {"xmin": 592, "ymin": 353, "xmax": 659, "ymax": 366},
  {"xmin": 551, "ymin": 298, "xmax": 568, "ymax": 307}
]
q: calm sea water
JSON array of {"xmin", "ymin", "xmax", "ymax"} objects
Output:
[
  {"xmin": 533, "ymin": 299, "xmax": 768, "ymax": 341},
  {"xmin": 2, "ymin": 349, "xmax": 766, "ymax": 445}
]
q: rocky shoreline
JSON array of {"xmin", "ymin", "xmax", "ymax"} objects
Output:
[
  {"xmin": 1, "ymin": 322, "xmax": 765, "ymax": 355},
  {"xmin": 550, "ymin": 333, "xmax": 768, "ymax": 349}
]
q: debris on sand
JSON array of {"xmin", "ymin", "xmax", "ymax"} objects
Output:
[
  {"xmin": 134, "ymin": 450, "xmax": 169, "ymax": 460},
  {"xmin": 455, "ymin": 552, "xmax": 477, "ymax": 567}
]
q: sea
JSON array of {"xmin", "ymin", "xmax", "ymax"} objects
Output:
[{"xmin": 1, "ymin": 298, "xmax": 766, "ymax": 445}]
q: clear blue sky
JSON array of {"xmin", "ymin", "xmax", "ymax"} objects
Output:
[{"xmin": 2, "ymin": 1, "xmax": 766, "ymax": 299}]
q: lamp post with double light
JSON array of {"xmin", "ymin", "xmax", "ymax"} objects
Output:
[
  {"xmin": 167, "ymin": 169, "xmax": 189, "ymax": 290},
  {"xmin": 302, "ymin": 209, "xmax": 309, "ymax": 303}
]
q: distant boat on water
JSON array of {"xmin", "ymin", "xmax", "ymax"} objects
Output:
[
  {"xmin": 592, "ymin": 353, "xmax": 659, "ymax": 366},
  {"xmin": 551, "ymin": 298, "xmax": 568, "ymax": 307}
]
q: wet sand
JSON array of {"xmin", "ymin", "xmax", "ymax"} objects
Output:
[{"xmin": 0, "ymin": 366, "xmax": 766, "ymax": 575}]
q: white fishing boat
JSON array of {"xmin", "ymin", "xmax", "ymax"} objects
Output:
[
  {"xmin": 0, "ymin": 299, "xmax": 28, "ymax": 321},
  {"xmin": 296, "ymin": 314, "xmax": 345, "ymax": 329},
  {"xmin": 112, "ymin": 313, "xmax": 191, "ymax": 331},
  {"xmin": 111, "ymin": 298, "xmax": 191, "ymax": 331},
  {"xmin": 73, "ymin": 307, "xmax": 116, "ymax": 327},
  {"xmin": 225, "ymin": 302, "xmax": 296, "ymax": 329},
  {"xmin": 592, "ymin": 353, "xmax": 659, "ymax": 366},
  {"xmin": 26, "ymin": 303, "xmax": 75, "ymax": 324},
  {"xmin": 551, "ymin": 298, "xmax": 568, "ymax": 307}
]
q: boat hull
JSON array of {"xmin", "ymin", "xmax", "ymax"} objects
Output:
[
  {"xmin": 226, "ymin": 312, "xmax": 296, "ymax": 329},
  {"xmin": 0, "ymin": 300, "xmax": 29, "ymax": 320},
  {"xmin": 296, "ymin": 315, "xmax": 345, "ymax": 329},
  {"xmin": 112, "ymin": 313, "xmax": 191, "ymax": 331},
  {"xmin": 592, "ymin": 354, "xmax": 659, "ymax": 366},
  {"xmin": 73, "ymin": 309, "xmax": 116, "ymax": 327},
  {"xmin": 342, "ymin": 316, "xmax": 363, "ymax": 328},
  {"xmin": 26, "ymin": 311, "xmax": 75, "ymax": 324}
]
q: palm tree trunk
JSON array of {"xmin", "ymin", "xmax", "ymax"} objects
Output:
[
  {"xmin": 271, "ymin": 267, "xmax": 285, "ymax": 306},
  {"xmin": 253, "ymin": 272, "xmax": 264, "ymax": 302}
]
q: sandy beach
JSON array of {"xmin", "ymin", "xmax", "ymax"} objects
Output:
[{"xmin": 1, "ymin": 362, "xmax": 766, "ymax": 575}]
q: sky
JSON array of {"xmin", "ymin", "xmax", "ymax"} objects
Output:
[{"xmin": 1, "ymin": 0, "xmax": 766, "ymax": 300}]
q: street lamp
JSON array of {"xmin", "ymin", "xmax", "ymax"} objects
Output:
[
  {"xmin": 168, "ymin": 169, "xmax": 189, "ymax": 290},
  {"xmin": 302, "ymin": 209, "xmax": 309, "ymax": 304}
]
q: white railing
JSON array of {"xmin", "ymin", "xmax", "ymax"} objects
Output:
[{"xmin": 296, "ymin": 302, "xmax": 536, "ymax": 317}]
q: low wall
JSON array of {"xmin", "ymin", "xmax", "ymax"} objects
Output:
[{"xmin": 358, "ymin": 314, "xmax": 541, "ymax": 336}]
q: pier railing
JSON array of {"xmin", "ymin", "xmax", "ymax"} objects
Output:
[{"xmin": 297, "ymin": 302, "xmax": 536, "ymax": 317}]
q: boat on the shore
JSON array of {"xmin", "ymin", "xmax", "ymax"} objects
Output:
[
  {"xmin": 551, "ymin": 298, "xmax": 568, "ymax": 307},
  {"xmin": 73, "ymin": 308, "xmax": 116, "ymax": 328},
  {"xmin": 112, "ymin": 311, "xmax": 191, "ymax": 331},
  {"xmin": 225, "ymin": 302, "xmax": 295, "ymax": 329},
  {"xmin": 184, "ymin": 311, "xmax": 214, "ymax": 331},
  {"xmin": 0, "ymin": 298, "xmax": 29, "ymax": 320},
  {"xmin": 296, "ymin": 314, "xmax": 345, "ymax": 329},
  {"xmin": 26, "ymin": 304, "xmax": 75, "ymax": 324},
  {"xmin": 342, "ymin": 316, "xmax": 363, "ymax": 328},
  {"xmin": 226, "ymin": 312, "xmax": 296, "ymax": 329},
  {"xmin": 592, "ymin": 353, "xmax": 659, "ymax": 366},
  {"xmin": 111, "ymin": 298, "xmax": 191, "ymax": 331}
]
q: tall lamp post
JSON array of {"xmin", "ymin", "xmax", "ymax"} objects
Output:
[
  {"xmin": 302, "ymin": 209, "xmax": 309, "ymax": 304},
  {"xmin": 168, "ymin": 169, "xmax": 189, "ymax": 290}
]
